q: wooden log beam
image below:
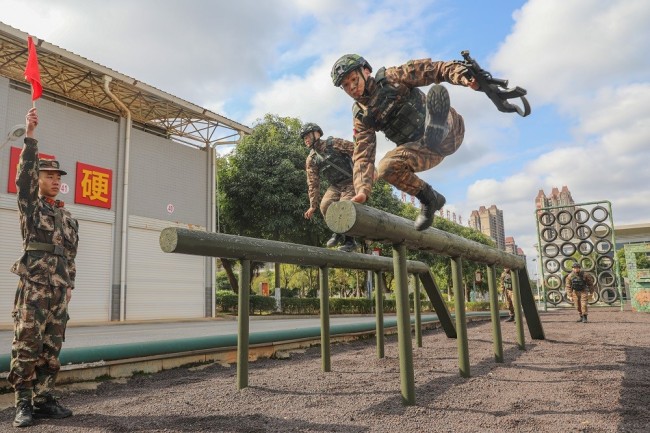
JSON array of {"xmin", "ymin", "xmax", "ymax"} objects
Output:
[
  {"xmin": 326, "ymin": 201, "xmax": 526, "ymax": 269},
  {"xmin": 160, "ymin": 228, "xmax": 430, "ymax": 274}
]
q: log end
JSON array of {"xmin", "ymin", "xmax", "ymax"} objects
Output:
[
  {"xmin": 325, "ymin": 200, "xmax": 358, "ymax": 234},
  {"xmin": 159, "ymin": 227, "xmax": 179, "ymax": 253}
]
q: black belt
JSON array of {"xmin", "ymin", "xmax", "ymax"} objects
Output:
[{"xmin": 26, "ymin": 242, "xmax": 65, "ymax": 256}]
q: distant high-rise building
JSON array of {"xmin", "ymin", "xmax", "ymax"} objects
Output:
[
  {"xmin": 535, "ymin": 186, "xmax": 577, "ymax": 237},
  {"xmin": 535, "ymin": 185, "xmax": 575, "ymax": 209},
  {"xmin": 505, "ymin": 236, "xmax": 527, "ymax": 261},
  {"xmin": 505, "ymin": 236, "xmax": 517, "ymax": 255},
  {"xmin": 469, "ymin": 205, "xmax": 506, "ymax": 250}
]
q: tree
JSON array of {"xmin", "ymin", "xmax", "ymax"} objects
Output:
[
  {"xmin": 616, "ymin": 247, "xmax": 650, "ymax": 278},
  {"xmin": 217, "ymin": 114, "xmax": 331, "ymax": 292},
  {"xmin": 219, "ymin": 114, "xmax": 329, "ymax": 246}
]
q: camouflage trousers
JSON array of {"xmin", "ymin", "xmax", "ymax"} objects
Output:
[
  {"xmin": 320, "ymin": 181, "xmax": 356, "ymax": 217},
  {"xmin": 504, "ymin": 289, "xmax": 515, "ymax": 316},
  {"xmin": 567, "ymin": 288, "xmax": 590, "ymax": 316},
  {"xmin": 8, "ymin": 278, "xmax": 69, "ymax": 403},
  {"xmin": 377, "ymin": 107, "xmax": 465, "ymax": 196}
]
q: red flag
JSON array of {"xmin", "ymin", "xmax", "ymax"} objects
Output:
[{"xmin": 24, "ymin": 36, "xmax": 43, "ymax": 101}]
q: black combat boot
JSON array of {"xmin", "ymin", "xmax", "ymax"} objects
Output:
[
  {"xmin": 326, "ymin": 233, "xmax": 344, "ymax": 248},
  {"xmin": 33, "ymin": 395, "xmax": 72, "ymax": 419},
  {"xmin": 505, "ymin": 315, "xmax": 515, "ymax": 322},
  {"xmin": 414, "ymin": 183, "xmax": 446, "ymax": 231},
  {"xmin": 338, "ymin": 237, "xmax": 356, "ymax": 253},
  {"xmin": 425, "ymin": 84, "xmax": 451, "ymax": 148},
  {"xmin": 576, "ymin": 316, "xmax": 584, "ymax": 323},
  {"xmin": 13, "ymin": 399, "xmax": 33, "ymax": 428},
  {"xmin": 582, "ymin": 315, "xmax": 588, "ymax": 323}
]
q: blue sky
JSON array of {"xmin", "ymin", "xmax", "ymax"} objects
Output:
[{"xmin": 3, "ymin": 0, "xmax": 649, "ymax": 275}]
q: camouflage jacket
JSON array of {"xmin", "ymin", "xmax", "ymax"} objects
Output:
[
  {"xmin": 306, "ymin": 136, "xmax": 354, "ymax": 209},
  {"xmin": 351, "ymin": 58, "xmax": 472, "ymax": 197},
  {"xmin": 500, "ymin": 271, "xmax": 513, "ymax": 291},
  {"xmin": 565, "ymin": 271, "xmax": 595, "ymax": 292},
  {"xmin": 11, "ymin": 137, "xmax": 79, "ymax": 288}
]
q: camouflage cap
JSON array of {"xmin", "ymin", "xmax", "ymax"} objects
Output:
[
  {"xmin": 572, "ymin": 262, "xmax": 581, "ymax": 268},
  {"xmin": 39, "ymin": 159, "xmax": 67, "ymax": 175}
]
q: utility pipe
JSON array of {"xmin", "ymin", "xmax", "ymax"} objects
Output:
[{"xmin": 103, "ymin": 76, "xmax": 132, "ymax": 322}]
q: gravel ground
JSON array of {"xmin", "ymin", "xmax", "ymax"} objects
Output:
[{"xmin": 1, "ymin": 307, "xmax": 649, "ymax": 432}]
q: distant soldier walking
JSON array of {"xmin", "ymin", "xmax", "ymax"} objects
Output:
[
  {"xmin": 565, "ymin": 262, "xmax": 595, "ymax": 323},
  {"xmin": 500, "ymin": 268, "xmax": 515, "ymax": 322},
  {"xmin": 9, "ymin": 108, "xmax": 78, "ymax": 427},
  {"xmin": 301, "ymin": 123, "xmax": 357, "ymax": 252}
]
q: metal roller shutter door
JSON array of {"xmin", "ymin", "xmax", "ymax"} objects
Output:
[
  {"xmin": 68, "ymin": 219, "xmax": 112, "ymax": 322},
  {"xmin": 0, "ymin": 209, "xmax": 22, "ymax": 327},
  {"xmin": 0, "ymin": 207, "xmax": 112, "ymax": 325},
  {"xmin": 126, "ymin": 219, "xmax": 204, "ymax": 320}
]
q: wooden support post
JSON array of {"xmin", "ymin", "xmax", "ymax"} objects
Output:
[
  {"xmin": 393, "ymin": 243, "xmax": 415, "ymax": 405},
  {"xmin": 512, "ymin": 270, "xmax": 526, "ymax": 350},
  {"xmin": 414, "ymin": 276, "xmax": 422, "ymax": 348},
  {"xmin": 452, "ymin": 256, "xmax": 470, "ymax": 378},
  {"xmin": 320, "ymin": 266, "xmax": 331, "ymax": 372},
  {"xmin": 486, "ymin": 265, "xmax": 504, "ymax": 363},
  {"xmin": 375, "ymin": 271, "xmax": 385, "ymax": 359},
  {"xmin": 237, "ymin": 259, "xmax": 250, "ymax": 389}
]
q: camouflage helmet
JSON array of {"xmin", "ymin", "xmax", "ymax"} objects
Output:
[
  {"xmin": 300, "ymin": 122, "xmax": 323, "ymax": 139},
  {"xmin": 331, "ymin": 54, "xmax": 372, "ymax": 86}
]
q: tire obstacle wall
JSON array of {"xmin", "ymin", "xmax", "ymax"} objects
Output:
[{"xmin": 535, "ymin": 200, "xmax": 623, "ymax": 309}]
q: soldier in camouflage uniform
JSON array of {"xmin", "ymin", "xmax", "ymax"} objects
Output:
[
  {"xmin": 301, "ymin": 123, "xmax": 357, "ymax": 252},
  {"xmin": 9, "ymin": 108, "xmax": 78, "ymax": 427},
  {"xmin": 565, "ymin": 262, "xmax": 595, "ymax": 323},
  {"xmin": 331, "ymin": 54, "xmax": 479, "ymax": 230},
  {"xmin": 500, "ymin": 268, "xmax": 515, "ymax": 322}
]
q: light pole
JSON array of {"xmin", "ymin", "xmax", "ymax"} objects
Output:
[{"xmin": 1, "ymin": 124, "xmax": 27, "ymax": 152}]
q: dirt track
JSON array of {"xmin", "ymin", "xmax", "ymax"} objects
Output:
[{"xmin": 1, "ymin": 308, "xmax": 649, "ymax": 432}]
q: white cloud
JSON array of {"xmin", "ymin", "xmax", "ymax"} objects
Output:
[
  {"xmin": 458, "ymin": 0, "xmax": 650, "ymax": 266},
  {"xmin": 3, "ymin": 0, "xmax": 648, "ymax": 270}
]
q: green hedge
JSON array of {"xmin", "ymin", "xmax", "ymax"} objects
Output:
[{"xmin": 216, "ymin": 291, "xmax": 498, "ymax": 315}]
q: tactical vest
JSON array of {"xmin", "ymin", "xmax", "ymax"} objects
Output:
[
  {"xmin": 354, "ymin": 67, "xmax": 426, "ymax": 145},
  {"xmin": 311, "ymin": 137, "xmax": 353, "ymax": 186},
  {"xmin": 503, "ymin": 275, "xmax": 512, "ymax": 291},
  {"xmin": 570, "ymin": 273, "xmax": 586, "ymax": 291}
]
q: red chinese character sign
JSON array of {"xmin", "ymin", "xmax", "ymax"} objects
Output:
[
  {"xmin": 75, "ymin": 162, "xmax": 112, "ymax": 208},
  {"xmin": 7, "ymin": 146, "xmax": 55, "ymax": 193}
]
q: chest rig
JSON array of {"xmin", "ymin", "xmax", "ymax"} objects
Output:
[
  {"xmin": 311, "ymin": 137, "xmax": 353, "ymax": 186},
  {"xmin": 570, "ymin": 273, "xmax": 587, "ymax": 291},
  {"xmin": 354, "ymin": 67, "xmax": 426, "ymax": 145}
]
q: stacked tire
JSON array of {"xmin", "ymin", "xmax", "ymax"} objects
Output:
[{"xmin": 538, "ymin": 204, "xmax": 619, "ymax": 306}]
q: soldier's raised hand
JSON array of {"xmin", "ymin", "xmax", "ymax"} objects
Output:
[{"xmin": 25, "ymin": 107, "xmax": 38, "ymax": 137}]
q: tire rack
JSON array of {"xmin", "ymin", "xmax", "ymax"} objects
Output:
[{"xmin": 535, "ymin": 200, "xmax": 624, "ymax": 311}]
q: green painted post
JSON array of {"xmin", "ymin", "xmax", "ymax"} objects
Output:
[
  {"xmin": 486, "ymin": 265, "xmax": 503, "ymax": 363},
  {"xmin": 375, "ymin": 271, "xmax": 385, "ymax": 359},
  {"xmin": 319, "ymin": 266, "xmax": 331, "ymax": 372},
  {"xmin": 516, "ymin": 269, "xmax": 545, "ymax": 340},
  {"xmin": 451, "ymin": 256, "xmax": 470, "ymax": 378},
  {"xmin": 237, "ymin": 259, "xmax": 250, "ymax": 389},
  {"xmin": 512, "ymin": 270, "xmax": 526, "ymax": 350},
  {"xmin": 414, "ymin": 276, "xmax": 422, "ymax": 348},
  {"xmin": 418, "ymin": 271, "xmax": 456, "ymax": 338},
  {"xmin": 605, "ymin": 200, "xmax": 625, "ymax": 311},
  {"xmin": 393, "ymin": 243, "xmax": 416, "ymax": 405}
]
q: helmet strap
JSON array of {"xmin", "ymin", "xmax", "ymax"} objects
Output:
[{"xmin": 359, "ymin": 68, "xmax": 370, "ymax": 97}]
